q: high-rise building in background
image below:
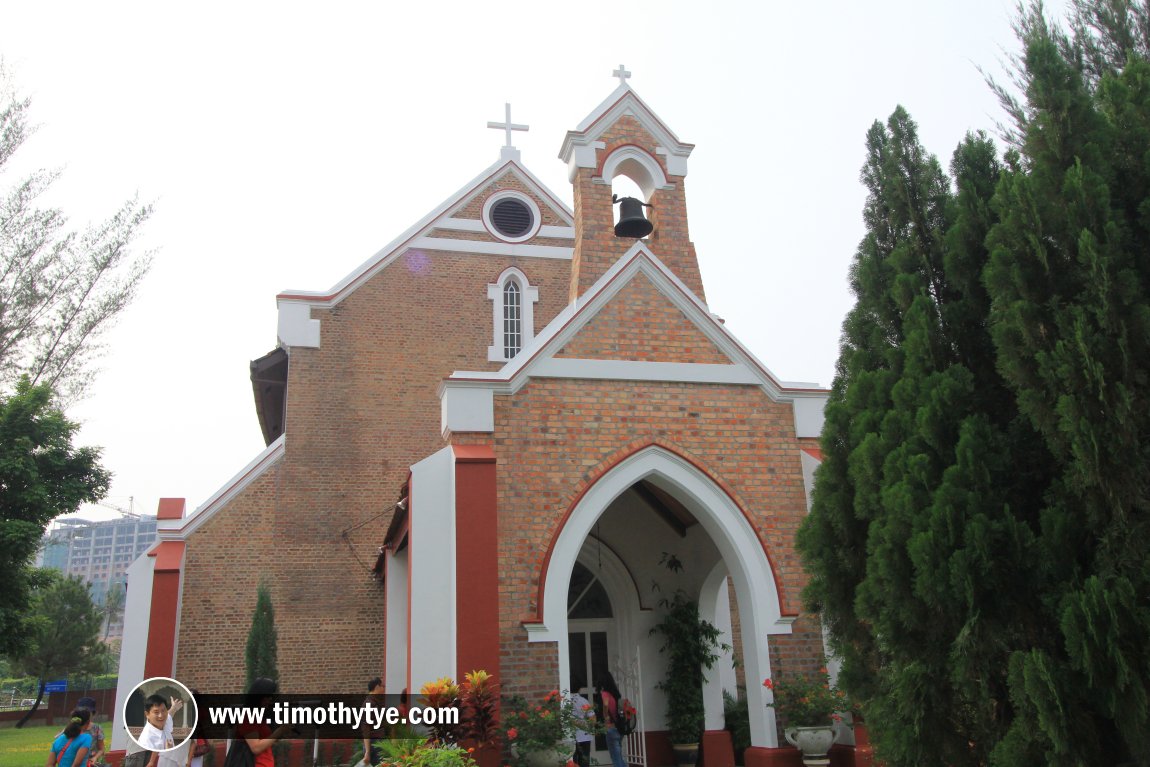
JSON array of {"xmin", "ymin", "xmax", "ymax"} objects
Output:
[{"xmin": 38, "ymin": 515, "xmax": 158, "ymax": 640}]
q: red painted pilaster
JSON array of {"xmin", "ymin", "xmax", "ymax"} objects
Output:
[
  {"xmin": 453, "ymin": 446, "xmax": 500, "ymax": 680},
  {"xmin": 702, "ymin": 729, "xmax": 735, "ymax": 767},
  {"xmin": 144, "ymin": 541, "xmax": 185, "ymax": 679},
  {"xmin": 744, "ymin": 747, "xmax": 803, "ymax": 767},
  {"xmin": 144, "ymin": 498, "xmax": 186, "ymax": 679}
]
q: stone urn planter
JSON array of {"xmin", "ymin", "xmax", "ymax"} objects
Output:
[
  {"xmin": 511, "ymin": 740, "xmax": 576, "ymax": 767},
  {"xmin": 671, "ymin": 741, "xmax": 699, "ymax": 767},
  {"xmin": 783, "ymin": 725, "xmax": 836, "ymax": 766}
]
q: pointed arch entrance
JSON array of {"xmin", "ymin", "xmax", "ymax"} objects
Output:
[{"xmin": 527, "ymin": 445, "xmax": 793, "ymax": 748}]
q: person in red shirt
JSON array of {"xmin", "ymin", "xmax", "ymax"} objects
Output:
[
  {"xmin": 233, "ymin": 678, "xmax": 293, "ymax": 767},
  {"xmin": 596, "ymin": 673, "xmax": 627, "ymax": 767}
]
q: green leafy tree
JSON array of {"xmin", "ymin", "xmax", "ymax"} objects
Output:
[
  {"xmin": 0, "ymin": 379, "xmax": 110, "ymax": 660},
  {"xmin": 0, "ymin": 63, "xmax": 153, "ymax": 402},
  {"xmin": 10, "ymin": 571, "xmax": 105, "ymax": 727},
  {"xmin": 245, "ymin": 583, "xmax": 279, "ymax": 689},
  {"xmin": 800, "ymin": 2, "xmax": 1150, "ymax": 764}
]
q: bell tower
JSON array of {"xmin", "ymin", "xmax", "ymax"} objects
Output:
[{"xmin": 560, "ymin": 66, "xmax": 704, "ymax": 303}]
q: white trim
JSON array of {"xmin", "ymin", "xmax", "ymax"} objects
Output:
[
  {"xmin": 597, "ymin": 145, "xmax": 671, "ymax": 200},
  {"xmin": 278, "ymin": 302, "xmax": 321, "ymax": 348},
  {"xmin": 486, "ymin": 267, "xmax": 540, "ymax": 363},
  {"xmin": 158, "ymin": 435, "xmax": 286, "ymax": 540},
  {"xmin": 532, "ymin": 359, "xmax": 760, "ymax": 384},
  {"xmin": 482, "ymin": 189, "xmax": 542, "ymax": 243},
  {"xmin": 792, "ymin": 397, "xmax": 826, "ymax": 438},
  {"xmin": 385, "ymin": 546, "xmax": 409, "ymax": 695},
  {"xmin": 527, "ymin": 446, "xmax": 788, "ymax": 746},
  {"xmin": 800, "ymin": 451, "xmax": 820, "ymax": 513},
  {"xmin": 277, "ymin": 159, "xmax": 573, "ymax": 307},
  {"xmin": 112, "ymin": 553, "xmax": 156, "ymax": 750},
  {"xmin": 700, "ymin": 565, "xmax": 739, "ymax": 732},
  {"xmin": 440, "ymin": 217, "xmax": 574, "ymax": 239},
  {"xmin": 442, "ymin": 386, "xmax": 495, "ymax": 435},
  {"xmin": 560, "ymin": 87, "xmax": 693, "ymax": 177},
  {"xmin": 413, "ymin": 237, "xmax": 573, "ymax": 260},
  {"xmin": 441, "ymin": 243, "xmax": 830, "ymax": 407},
  {"xmin": 654, "ymin": 147, "xmax": 689, "ymax": 177},
  {"xmin": 408, "ymin": 447, "xmax": 457, "ymax": 689}
]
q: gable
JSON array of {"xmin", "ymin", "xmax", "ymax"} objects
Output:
[
  {"xmin": 554, "ymin": 271, "xmax": 730, "ymax": 364},
  {"xmin": 449, "ymin": 169, "xmax": 571, "ymax": 231},
  {"xmin": 277, "ymin": 158, "xmax": 575, "ymax": 348}
]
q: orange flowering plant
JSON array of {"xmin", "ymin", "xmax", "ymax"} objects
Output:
[
  {"xmin": 762, "ymin": 667, "xmax": 848, "ymax": 727},
  {"xmin": 503, "ymin": 690, "xmax": 602, "ymax": 765}
]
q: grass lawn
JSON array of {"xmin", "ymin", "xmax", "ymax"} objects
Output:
[{"xmin": 0, "ymin": 722, "xmax": 64, "ymax": 767}]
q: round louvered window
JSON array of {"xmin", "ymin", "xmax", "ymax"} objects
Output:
[
  {"xmin": 491, "ymin": 199, "xmax": 533, "ymax": 237},
  {"xmin": 482, "ymin": 190, "xmax": 541, "ymax": 243}
]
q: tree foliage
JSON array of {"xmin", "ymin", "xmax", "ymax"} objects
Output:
[
  {"xmin": 245, "ymin": 583, "xmax": 279, "ymax": 689},
  {"xmin": 0, "ymin": 379, "xmax": 109, "ymax": 659},
  {"xmin": 799, "ymin": 2, "xmax": 1150, "ymax": 764},
  {"xmin": 0, "ymin": 65, "xmax": 153, "ymax": 402},
  {"xmin": 9, "ymin": 571, "xmax": 106, "ymax": 726}
]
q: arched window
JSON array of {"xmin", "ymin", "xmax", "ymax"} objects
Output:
[
  {"xmin": 487, "ymin": 267, "xmax": 539, "ymax": 362},
  {"xmin": 502, "ymin": 280, "xmax": 522, "ymax": 358}
]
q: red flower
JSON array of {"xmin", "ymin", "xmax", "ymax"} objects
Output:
[
  {"xmin": 763, "ymin": 678, "xmax": 774, "ymax": 690},
  {"xmin": 507, "ymin": 728, "xmax": 518, "ymax": 740}
]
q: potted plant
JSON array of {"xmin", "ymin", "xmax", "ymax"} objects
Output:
[
  {"xmin": 762, "ymin": 666, "xmax": 847, "ymax": 764},
  {"xmin": 650, "ymin": 590, "xmax": 727, "ymax": 767},
  {"xmin": 503, "ymin": 690, "xmax": 599, "ymax": 767}
]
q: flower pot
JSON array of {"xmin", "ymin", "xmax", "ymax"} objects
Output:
[
  {"xmin": 671, "ymin": 742, "xmax": 699, "ymax": 767},
  {"xmin": 783, "ymin": 725, "xmax": 836, "ymax": 766},
  {"xmin": 511, "ymin": 740, "xmax": 576, "ymax": 767}
]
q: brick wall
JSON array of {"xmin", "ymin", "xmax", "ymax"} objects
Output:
[
  {"xmin": 174, "ymin": 173, "xmax": 572, "ymax": 694},
  {"xmin": 570, "ymin": 115, "xmax": 705, "ymax": 302},
  {"xmin": 488, "ymin": 377, "xmax": 825, "ymax": 701},
  {"xmin": 555, "ymin": 273, "xmax": 729, "ymax": 363}
]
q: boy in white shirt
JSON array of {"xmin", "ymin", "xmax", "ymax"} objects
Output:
[{"xmin": 137, "ymin": 695, "xmax": 175, "ymax": 752}]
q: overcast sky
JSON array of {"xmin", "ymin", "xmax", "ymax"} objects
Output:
[{"xmin": 1, "ymin": 0, "xmax": 1068, "ymax": 524}]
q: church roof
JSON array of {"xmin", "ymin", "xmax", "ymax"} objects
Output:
[
  {"xmin": 559, "ymin": 79, "xmax": 694, "ymax": 180},
  {"xmin": 276, "ymin": 156, "xmax": 573, "ymax": 309}
]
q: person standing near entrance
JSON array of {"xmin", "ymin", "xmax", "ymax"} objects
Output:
[
  {"xmin": 596, "ymin": 672, "xmax": 626, "ymax": 767},
  {"xmin": 569, "ymin": 676, "xmax": 594, "ymax": 767}
]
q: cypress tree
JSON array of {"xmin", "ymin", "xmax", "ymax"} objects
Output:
[
  {"xmin": 983, "ymin": 4, "xmax": 1150, "ymax": 763},
  {"xmin": 800, "ymin": 2, "xmax": 1150, "ymax": 764},
  {"xmin": 245, "ymin": 583, "xmax": 279, "ymax": 690},
  {"xmin": 798, "ymin": 107, "xmax": 1049, "ymax": 765}
]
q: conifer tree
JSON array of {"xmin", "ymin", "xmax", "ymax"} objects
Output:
[
  {"xmin": 245, "ymin": 584, "xmax": 279, "ymax": 690},
  {"xmin": 800, "ymin": 2, "xmax": 1150, "ymax": 764},
  {"xmin": 982, "ymin": 3, "xmax": 1150, "ymax": 763}
]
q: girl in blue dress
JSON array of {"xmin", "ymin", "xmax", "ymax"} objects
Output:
[{"xmin": 48, "ymin": 708, "xmax": 93, "ymax": 767}]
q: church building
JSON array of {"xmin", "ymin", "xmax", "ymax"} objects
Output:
[{"xmin": 115, "ymin": 69, "xmax": 857, "ymax": 766}]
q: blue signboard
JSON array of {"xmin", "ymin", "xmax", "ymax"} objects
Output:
[{"xmin": 44, "ymin": 680, "xmax": 67, "ymax": 693}]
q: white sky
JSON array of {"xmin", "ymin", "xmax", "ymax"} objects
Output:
[{"xmin": 1, "ymin": 0, "xmax": 1068, "ymax": 524}]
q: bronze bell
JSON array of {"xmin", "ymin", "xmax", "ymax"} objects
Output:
[{"xmin": 613, "ymin": 194, "xmax": 654, "ymax": 238}]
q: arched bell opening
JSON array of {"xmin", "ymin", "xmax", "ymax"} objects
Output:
[{"xmin": 602, "ymin": 146, "xmax": 668, "ymax": 238}]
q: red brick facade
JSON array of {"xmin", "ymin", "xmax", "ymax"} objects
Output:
[{"xmin": 133, "ymin": 80, "xmax": 839, "ymax": 761}]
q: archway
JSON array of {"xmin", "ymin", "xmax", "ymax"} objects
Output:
[{"xmin": 530, "ymin": 445, "xmax": 791, "ymax": 748}]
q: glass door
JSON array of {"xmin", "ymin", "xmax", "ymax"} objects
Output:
[{"xmin": 568, "ymin": 624, "xmax": 612, "ymax": 763}]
